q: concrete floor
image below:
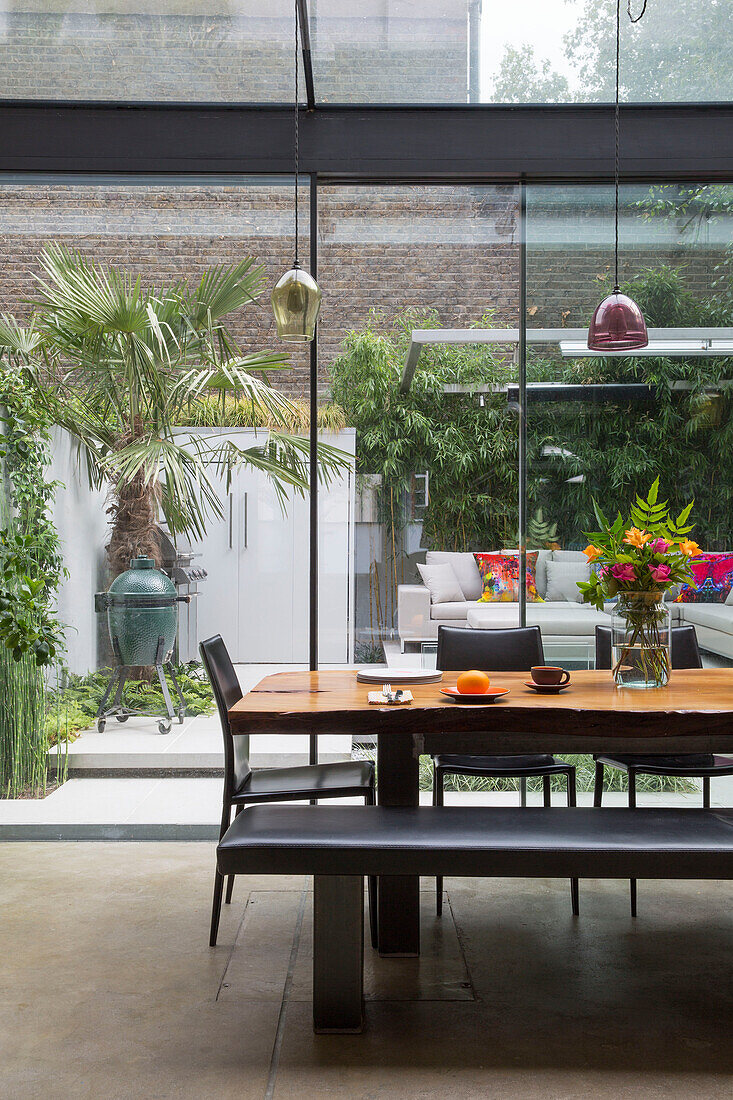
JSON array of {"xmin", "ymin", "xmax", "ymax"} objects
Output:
[{"xmin": 1, "ymin": 844, "xmax": 732, "ymax": 1099}]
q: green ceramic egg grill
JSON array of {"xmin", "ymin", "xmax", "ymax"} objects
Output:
[{"xmin": 94, "ymin": 556, "xmax": 189, "ymax": 734}]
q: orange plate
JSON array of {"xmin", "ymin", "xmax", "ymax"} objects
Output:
[{"xmin": 440, "ymin": 687, "xmax": 510, "ymax": 704}]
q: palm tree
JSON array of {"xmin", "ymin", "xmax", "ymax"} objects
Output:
[{"xmin": 0, "ymin": 244, "xmax": 346, "ymax": 577}]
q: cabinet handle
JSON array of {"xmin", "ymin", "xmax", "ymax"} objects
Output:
[
  {"xmin": 243, "ymin": 492, "xmax": 248, "ymax": 549},
  {"xmin": 228, "ymin": 493, "xmax": 233, "ymax": 550}
]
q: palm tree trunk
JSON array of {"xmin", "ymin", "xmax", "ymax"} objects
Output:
[
  {"xmin": 106, "ymin": 473, "xmax": 162, "ymax": 579},
  {"xmin": 104, "ymin": 474, "xmax": 163, "ymax": 682}
]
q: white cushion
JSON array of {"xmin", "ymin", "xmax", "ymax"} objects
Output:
[
  {"xmin": 726, "ymin": 586, "xmax": 733, "ymax": 607},
  {"xmin": 526, "ymin": 606, "xmax": 610, "ymax": 634},
  {"xmin": 425, "ymin": 551, "xmax": 482, "ymax": 601},
  {"xmin": 552, "ymin": 550, "xmax": 589, "ymax": 562},
  {"xmin": 467, "ymin": 603, "xmax": 610, "ymax": 635},
  {"xmin": 430, "ymin": 600, "xmax": 475, "ymax": 621},
  {"xmin": 678, "ymin": 604, "xmax": 733, "ymax": 633},
  {"xmin": 417, "ymin": 562, "xmax": 464, "ymax": 605},
  {"xmin": 545, "ymin": 560, "xmax": 590, "ymax": 603},
  {"xmin": 465, "ymin": 605, "xmax": 520, "ymax": 629},
  {"xmin": 535, "ymin": 549, "xmax": 553, "ymax": 599}
]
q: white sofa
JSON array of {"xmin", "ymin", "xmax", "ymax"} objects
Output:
[{"xmin": 398, "ymin": 549, "xmax": 733, "ymax": 660}]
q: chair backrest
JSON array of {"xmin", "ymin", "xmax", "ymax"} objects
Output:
[
  {"xmin": 199, "ymin": 635, "xmax": 251, "ymax": 799},
  {"xmin": 437, "ymin": 625, "xmax": 544, "ymax": 672},
  {"xmin": 594, "ymin": 624, "xmax": 702, "ymax": 670}
]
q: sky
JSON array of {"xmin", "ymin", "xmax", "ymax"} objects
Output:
[{"xmin": 480, "ymin": 0, "xmax": 585, "ymax": 97}]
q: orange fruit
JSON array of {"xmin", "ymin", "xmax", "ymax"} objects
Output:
[{"xmin": 456, "ymin": 669, "xmax": 491, "ymax": 694}]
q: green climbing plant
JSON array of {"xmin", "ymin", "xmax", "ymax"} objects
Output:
[{"xmin": 0, "ymin": 354, "xmax": 66, "ymax": 796}]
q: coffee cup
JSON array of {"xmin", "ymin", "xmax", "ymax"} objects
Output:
[{"xmin": 530, "ymin": 666, "xmax": 570, "ymax": 687}]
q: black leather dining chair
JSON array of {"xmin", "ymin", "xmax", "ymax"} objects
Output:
[
  {"xmin": 434, "ymin": 625, "xmax": 579, "ymax": 916},
  {"xmin": 594, "ymin": 623, "xmax": 733, "ymax": 915},
  {"xmin": 200, "ymin": 635, "xmax": 377, "ymax": 947}
]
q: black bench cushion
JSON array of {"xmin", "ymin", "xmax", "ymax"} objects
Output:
[{"xmin": 217, "ymin": 806, "xmax": 733, "ymax": 880}]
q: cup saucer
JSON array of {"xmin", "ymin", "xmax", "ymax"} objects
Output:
[{"xmin": 523, "ymin": 681, "xmax": 571, "ymax": 694}]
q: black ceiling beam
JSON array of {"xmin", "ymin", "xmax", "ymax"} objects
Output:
[
  {"xmin": 0, "ymin": 103, "xmax": 730, "ymax": 180},
  {"xmin": 296, "ymin": 0, "xmax": 316, "ymax": 112}
]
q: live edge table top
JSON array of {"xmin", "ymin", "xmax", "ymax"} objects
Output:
[{"xmin": 229, "ymin": 668, "xmax": 733, "ymax": 754}]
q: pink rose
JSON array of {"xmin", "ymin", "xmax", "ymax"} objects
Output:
[
  {"xmin": 649, "ymin": 538, "xmax": 671, "ymax": 554},
  {"xmin": 598, "ymin": 565, "xmax": 610, "ymax": 579},
  {"xmin": 649, "ymin": 563, "xmax": 672, "ymax": 583},
  {"xmin": 610, "ymin": 564, "xmax": 636, "ymax": 582}
]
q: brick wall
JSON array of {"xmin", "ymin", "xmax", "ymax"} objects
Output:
[
  {"xmin": 0, "ymin": 181, "xmax": 314, "ymax": 394},
  {"xmin": 0, "ymin": 181, "xmax": 726, "ymax": 399}
]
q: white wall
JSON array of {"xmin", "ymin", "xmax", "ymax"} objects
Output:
[
  {"xmin": 181, "ymin": 427, "xmax": 356, "ymax": 664},
  {"xmin": 50, "ymin": 426, "xmax": 357, "ymax": 673},
  {"xmin": 48, "ymin": 428, "xmax": 109, "ymax": 675}
]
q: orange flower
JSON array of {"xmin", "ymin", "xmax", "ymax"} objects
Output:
[
  {"xmin": 623, "ymin": 527, "xmax": 651, "ymax": 548},
  {"xmin": 583, "ymin": 544, "xmax": 603, "ymax": 562},
  {"xmin": 678, "ymin": 539, "xmax": 702, "ymax": 557}
]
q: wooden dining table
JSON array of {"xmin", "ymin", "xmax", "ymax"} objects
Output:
[{"xmin": 229, "ymin": 667, "xmax": 733, "ymax": 956}]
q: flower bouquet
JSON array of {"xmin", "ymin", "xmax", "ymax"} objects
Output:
[{"xmin": 578, "ymin": 479, "xmax": 700, "ymax": 688}]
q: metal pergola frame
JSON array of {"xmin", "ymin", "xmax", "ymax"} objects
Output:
[
  {"xmin": 401, "ymin": 328, "xmax": 733, "ymax": 391},
  {"xmin": 0, "ymin": 102, "xmax": 730, "ymax": 179},
  {"xmin": 0, "ymin": 1, "xmax": 731, "ymax": 705}
]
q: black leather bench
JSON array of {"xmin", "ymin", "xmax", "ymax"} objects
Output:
[{"xmin": 217, "ymin": 805, "xmax": 733, "ymax": 1032}]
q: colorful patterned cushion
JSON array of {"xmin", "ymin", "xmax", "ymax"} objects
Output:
[
  {"xmin": 675, "ymin": 553, "xmax": 733, "ymax": 604},
  {"xmin": 474, "ymin": 551, "xmax": 539, "ymax": 603}
]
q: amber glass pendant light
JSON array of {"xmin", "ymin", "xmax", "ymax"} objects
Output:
[
  {"xmin": 588, "ymin": 0, "xmax": 648, "ymax": 351},
  {"xmin": 272, "ymin": 0, "xmax": 321, "ymax": 343}
]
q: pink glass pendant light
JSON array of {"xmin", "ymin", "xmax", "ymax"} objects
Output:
[
  {"xmin": 588, "ymin": 0, "xmax": 648, "ymax": 351},
  {"xmin": 588, "ymin": 289, "xmax": 648, "ymax": 350}
]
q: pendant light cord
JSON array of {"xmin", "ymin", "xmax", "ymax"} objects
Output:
[
  {"xmin": 615, "ymin": 0, "xmax": 648, "ymax": 290},
  {"xmin": 614, "ymin": 0, "xmax": 620, "ymax": 289},
  {"xmin": 294, "ymin": 0, "xmax": 300, "ymax": 266}
]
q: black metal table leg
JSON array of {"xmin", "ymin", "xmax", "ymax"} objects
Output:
[
  {"xmin": 110, "ymin": 667, "xmax": 128, "ymax": 711},
  {"xmin": 155, "ymin": 665, "xmax": 175, "ymax": 720},
  {"xmin": 167, "ymin": 662, "xmax": 188, "ymax": 722},
  {"xmin": 313, "ymin": 875, "xmax": 364, "ymax": 1033},
  {"xmin": 95, "ymin": 667, "xmax": 120, "ymax": 722},
  {"xmin": 376, "ymin": 730, "xmax": 420, "ymax": 956}
]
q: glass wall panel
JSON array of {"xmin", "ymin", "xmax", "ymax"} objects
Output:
[
  {"xmin": 318, "ymin": 183, "xmax": 520, "ymax": 669},
  {"xmin": 310, "ymin": 0, "xmax": 731, "ymax": 105},
  {"xmin": 0, "ymin": 175, "xmax": 313, "ymax": 677},
  {"xmin": 311, "ymin": 0, "xmax": 475, "ymax": 103},
  {"xmin": 482, "ymin": 0, "xmax": 733, "ymax": 104},
  {"xmin": 0, "ymin": 2, "xmax": 304, "ymax": 101},
  {"xmin": 526, "ymin": 182, "xmax": 733, "ymax": 670},
  {"xmin": 3, "ymin": 2, "xmax": 729, "ymax": 105}
]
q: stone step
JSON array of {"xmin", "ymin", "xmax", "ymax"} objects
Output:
[{"xmin": 0, "ymin": 781, "xmax": 715, "ymax": 842}]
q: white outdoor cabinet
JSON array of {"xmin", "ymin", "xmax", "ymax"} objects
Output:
[{"xmin": 182, "ymin": 428, "xmax": 355, "ymax": 664}]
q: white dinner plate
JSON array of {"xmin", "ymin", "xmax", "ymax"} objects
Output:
[{"xmin": 356, "ymin": 667, "xmax": 443, "ymax": 684}]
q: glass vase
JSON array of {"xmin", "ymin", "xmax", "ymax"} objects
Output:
[{"xmin": 610, "ymin": 591, "xmax": 671, "ymax": 689}]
